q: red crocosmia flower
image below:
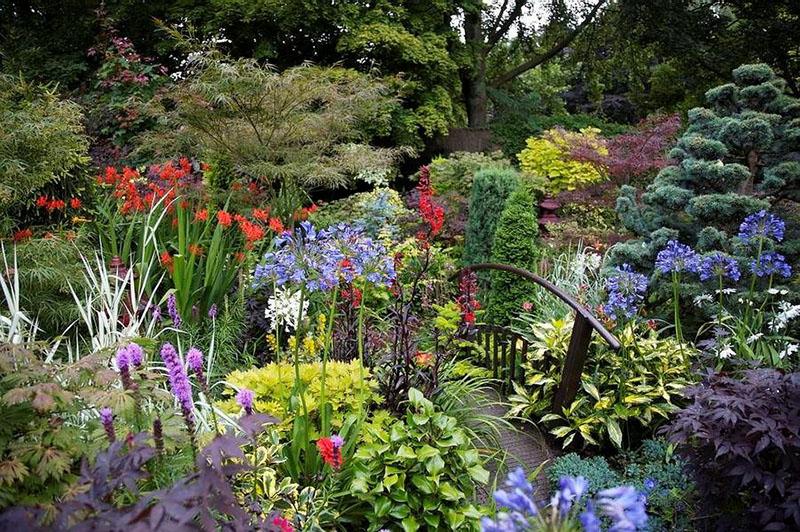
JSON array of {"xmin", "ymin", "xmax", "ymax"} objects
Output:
[
  {"xmin": 47, "ymin": 199, "xmax": 66, "ymax": 212},
  {"xmin": 272, "ymin": 515, "xmax": 294, "ymax": 532},
  {"xmin": 234, "ymin": 251, "xmax": 246, "ymax": 263},
  {"xmin": 188, "ymin": 243, "xmax": 204, "ymax": 257},
  {"xmin": 268, "ymin": 218, "xmax": 284, "ymax": 233},
  {"xmin": 217, "ymin": 210, "xmax": 233, "ymax": 228},
  {"xmin": 307, "ymin": 203, "xmax": 319, "ymax": 214},
  {"xmin": 36, "ymin": 196, "xmax": 49, "ymax": 208},
  {"xmin": 415, "ymin": 352, "xmax": 433, "ymax": 368},
  {"xmin": 247, "ymin": 182, "xmax": 259, "ymax": 195},
  {"xmin": 194, "ymin": 209, "xmax": 208, "ymax": 222},
  {"xmin": 160, "ymin": 250, "xmax": 174, "ymax": 272},
  {"xmin": 341, "ymin": 286, "xmax": 362, "ymax": 308},
  {"xmin": 252, "ymin": 208, "xmax": 270, "ymax": 222},
  {"xmin": 200, "ymin": 162, "xmax": 210, "ymax": 172},
  {"xmin": 316, "ymin": 436, "xmax": 344, "ymax": 469},
  {"xmin": 240, "ymin": 220, "xmax": 265, "ymax": 247},
  {"xmin": 12, "ymin": 228, "xmax": 33, "ymax": 242},
  {"xmin": 179, "ymin": 200, "xmax": 190, "ymax": 210},
  {"xmin": 69, "ymin": 197, "xmax": 82, "ymax": 209}
]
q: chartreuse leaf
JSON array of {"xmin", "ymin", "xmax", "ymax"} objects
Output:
[
  {"xmin": 445, "ymin": 508, "xmax": 465, "ymax": 529},
  {"xmin": 468, "ymin": 465, "xmax": 490, "ymax": 484},
  {"xmin": 439, "ymin": 481, "xmax": 463, "ymax": 501},
  {"xmin": 416, "ymin": 444, "xmax": 439, "ymax": 460},
  {"xmin": 411, "ymin": 474, "xmax": 434, "ymax": 494},
  {"xmin": 395, "ymin": 445, "xmax": 416, "ymax": 460},
  {"xmin": 582, "ymin": 380, "xmax": 601, "ymax": 401}
]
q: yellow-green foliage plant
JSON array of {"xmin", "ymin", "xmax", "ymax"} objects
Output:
[
  {"xmin": 517, "ymin": 127, "xmax": 608, "ymax": 195},
  {"xmin": 224, "ymin": 360, "xmax": 378, "ymax": 430}
]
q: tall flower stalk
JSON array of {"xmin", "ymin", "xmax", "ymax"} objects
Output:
[{"xmin": 655, "ymin": 240, "xmax": 699, "ymax": 354}]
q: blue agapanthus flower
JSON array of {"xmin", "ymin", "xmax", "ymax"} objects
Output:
[
  {"xmin": 253, "ymin": 221, "xmax": 395, "ymax": 292},
  {"xmin": 750, "ymin": 251, "xmax": 792, "ymax": 279},
  {"xmin": 604, "ymin": 264, "xmax": 648, "ymax": 320},
  {"xmin": 699, "ymin": 252, "xmax": 741, "ymax": 282},
  {"xmin": 552, "ymin": 476, "xmax": 588, "ymax": 515},
  {"xmin": 655, "ymin": 240, "xmax": 699, "ymax": 274},
  {"xmin": 596, "ymin": 486, "xmax": 648, "ymax": 532},
  {"xmin": 579, "ymin": 501, "xmax": 602, "ymax": 532},
  {"xmin": 738, "ymin": 210, "xmax": 785, "ymax": 243}
]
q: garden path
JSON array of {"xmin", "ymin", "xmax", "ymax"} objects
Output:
[{"xmin": 475, "ymin": 389, "xmax": 556, "ymax": 505}]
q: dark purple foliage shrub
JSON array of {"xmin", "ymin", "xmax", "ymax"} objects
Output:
[
  {"xmin": 663, "ymin": 369, "xmax": 800, "ymax": 530},
  {"xmin": 0, "ymin": 415, "xmax": 283, "ymax": 531}
]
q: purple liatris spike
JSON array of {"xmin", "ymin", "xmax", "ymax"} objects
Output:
[
  {"xmin": 100, "ymin": 407, "xmax": 115, "ymax": 443},
  {"xmin": 236, "ymin": 388, "xmax": 255, "ymax": 415},
  {"xmin": 115, "ymin": 345, "xmax": 135, "ymax": 391},
  {"xmin": 186, "ymin": 347, "xmax": 204, "ymax": 380},
  {"xmin": 127, "ymin": 343, "xmax": 144, "ymax": 367},
  {"xmin": 167, "ymin": 293, "xmax": 181, "ymax": 327},
  {"xmin": 152, "ymin": 305, "xmax": 162, "ymax": 321},
  {"xmin": 153, "ymin": 416, "xmax": 164, "ymax": 456},
  {"xmin": 159, "ymin": 342, "xmax": 194, "ymax": 422},
  {"xmin": 208, "ymin": 304, "xmax": 218, "ymax": 319}
]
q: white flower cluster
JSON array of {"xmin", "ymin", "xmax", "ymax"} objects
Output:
[
  {"xmin": 573, "ymin": 251, "xmax": 602, "ymax": 277},
  {"xmin": 264, "ymin": 287, "xmax": 309, "ymax": 332},
  {"xmin": 769, "ymin": 301, "xmax": 800, "ymax": 332}
]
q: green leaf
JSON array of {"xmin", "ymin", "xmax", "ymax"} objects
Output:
[
  {"xmin": 411, "ymin": 474, "xmax": 434, "ymax": 494},
  {"xmin": 606, "ymin": 418, "xmax": 623, "ymax": 448},
  {"xmin": 416, "ymin": 444, "xmax": 439, "ymax": 460},
  {"xmin": 423, "ymin": 513, "xmax": 441, "ymax": 528},
  {"xmin": 401, "ymin": 516, "xmax": 419, "ymax": 532},
  {"xmin": 426, "ymin": 454, "xmax": 445, "ymax": 476},
  {"xmin": 439, "ymin": 481, "xmax": 463, "ymax": 501},
  {"xmin": 582, "ymin": 380, "xmax": 601, "ymax": 401},
  {"xmin": 468, "ymin": 465, "xmax": 490, "ymax": 484},
  {"xmin": 445, "ymin": 508, "xmax": 465, "ymax": 529},
  {"xmin": 396, "ymin": 445, "xmax": 417, "ymax": 460},
  {"xmin": 374, "ymin": 496, "xmax": 392, "ymax": 518}
]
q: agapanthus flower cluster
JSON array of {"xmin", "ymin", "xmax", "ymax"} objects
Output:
[
  {"xmin": 655, "ymin": 240, "xmax": 699, "ymax": 274},
  {"xmin": 317, "ymin": 434, "xmax": 344, "ymax": 470},
  {"xmin": 264, "ymin": 286, "xmax": 309, "ymax": 332},
  {"xmin": 750, "ymin": 251, "xmax": 792, "ymax": 279},
  {"xmin": 604, "ymin": 264, "xmax": 648, "ymax": 320},
  {"xmin": 738, "ymin": 210, "xmax": 785, "ymax": 244},
  {"xmin": 253, "ymin": 221, "xmax": 395, "ymax": 293},
  {"xmin": 698, "ymin": 252, "xmax": 741, "ymax": 282},
  {"xmin": 159, "ymin": 343, "xmax": 194, "ymax": 423},
  {"xmin": 481, "ymin": 468, "xmax": 648, "ymax": 532}
]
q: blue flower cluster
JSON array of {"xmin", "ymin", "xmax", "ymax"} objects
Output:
[
  {"xmin": 738, "ymin": 210, "xmax": 785, "ymax": 244},
  {"xmin": 604, "ymin": 264, "xmax": 649, "ymax": 320},
  {"xmin": 655, "ymin": 240, "xmax": 699, "ymax": 274},
  {"xmin": 698, "ymin": 252, "xmax": 741, "ymax": 282},
  {"xmin": 253, "ymin": 221, "xmax": 395, "ymax": 292},
  {"xmin": 750, "ymin": 251, "xmax": 792, "ymax": 279},
  {"xmin": 481, "ymin": 467, "xmax": 648, "ymax": 532}
]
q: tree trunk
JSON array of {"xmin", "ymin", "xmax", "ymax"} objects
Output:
[{"xmin": 463, "ymin": 5, "xmax": 488, "ymax": 127}]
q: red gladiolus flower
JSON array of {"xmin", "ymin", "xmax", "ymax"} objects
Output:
[
  {"xmin": 268, "ymin": 218, "xmax": 284, "ymax": 233},
  {"xmin": 69, "ymin": 197, "xmax": 82, "ymax": 209},
  {"xmin": 217, "ymin": 210, "xmax": 233, "ymax": 228},
  {"xmin": 194, "ymin": 209, "xmax": 208, "ymax": 222},
  {"xmin": 316, "ymin": 436, "xmax": 344, "ymax": 469},
  {"xmin": 12, "ymin": 228, "xmax": 33, "ymax": 242},
  {"xmin": 36, "ymin": 196, "xmax": 49, "ymax": 208}
]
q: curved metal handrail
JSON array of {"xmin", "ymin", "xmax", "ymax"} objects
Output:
[{"xmin": 460, "ymin": 263, "xmax": 620, "ymax": 350}]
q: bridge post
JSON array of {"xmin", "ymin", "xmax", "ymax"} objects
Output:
[{"xmin": 551, "ymin": 314, "xmax": 593, "ymax": 412}]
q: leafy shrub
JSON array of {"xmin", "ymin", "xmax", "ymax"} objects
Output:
[
  {"xmin": 224, "ymin": 360, "xmax": 378, "ymax": 430},
  {"xmin": 664, "ymin": 369, "xmax": 800, "ymax": 530},
  {"xmin": 549, "ymin": 440, "xmax": 697, "ymax": 531},
  {"xmin": 508, "ymin": 320, "xmax": 693, "ymax": 449},
  {"xmin": 428, "ymin": 151, "xmax": 512, "ymax": 197},
  {"xmin": 463, "ymin": 167, "xmax": 519, "ymax": 266},
  {"xmin": 0, "ymin": 74, "xmax": 89, "ymax": 231},
  {"xmin": 309, "ymin": 188, "xmax": 412, "ymax": 244},
  {"xmin": 487, "ymin": 187, "xmax": 539, "ymax": 324},
  {"xmin": 350, "ymin": 388, "xmax": 487, "ymax": 531},
  {"xmin": 517, "ymin": 127, "xmax": 608, "ymax": 196}
]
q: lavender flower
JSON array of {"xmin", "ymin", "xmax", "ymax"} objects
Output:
[
  {"xmin": 738, "ymin": 210, "xmax": 785, "ymax": 243},
  {"xmin": 596, "ymin": 486, "xmax": 648, "ymax": 531},
  {"xmin": 100, "ymin": 407, "xmax": 115, "ymax": 443},
  {"xmin": 750, "ymin": 251, "xmax": 792, "ymax": 278},
  {"xmin": 236, "ymin": 388, "xmax": 255, "ymax": 415},
  {"xmin": 152, "ymin": 305, "xmax": 162, "ymax": 321},
  {"xmin": 699, "ymin": 252, "xmax": 741, "ymax": 282},
  {"xmin": 159, "ymin": 342, "xmax": 193, "ymax": 422},
  {"xmin": 655, "ymin": 240, "xmax": 699, "ymax": 274},
  {"xmin": 604, "ymin": 264, "xmax": 648, "ymax": 320},
  {"xmin": 167, "ymin": 293, "xmax": 181, "ymax": 327},
  {"xmin": 208, "ymin": 304, "xmax": 218, "ymax": 319}
]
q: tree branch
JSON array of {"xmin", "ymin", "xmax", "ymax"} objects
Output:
[
  {"xmin": 490, "ymin": 0, "xmax": 607, "ymax": 87},
  {"xmin": 486, "ymin": 0, "xmax": 527, "ymax": 51}
]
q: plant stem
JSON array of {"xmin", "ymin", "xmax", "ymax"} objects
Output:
[
  {"xmin": 292, "ymin": 288, "xmax": 311, "ymax": 478},
  {"xmin": 672, "ymin": 271, "xmax": 684, "ymax": 359},
  {"xmin": 320, "ymin": 287, "xmax": 338, "ymax": 436}
]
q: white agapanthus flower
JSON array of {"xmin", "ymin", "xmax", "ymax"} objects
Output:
[
  {"xmin": 768, "ymin": 289, "xmax": 789, "ymax": 296},
  {"xmin": 718, "ymin": 346, "xmax": 736, "ymax": 359},
  {"xmin": 264, "ymin": 287, "xmax": 309, "ymax": 332},
  {"xmin": 573, "ymin": 251, "xmax": 602, "ymax": 276},
  {"xmin": 746, "ymin": 332, "xmax": 764, "ymax": 343},
  {"xmin": 769, "ymin": 301, "xmax": 800, "ymax": 332},
  {"xmin": 693, "ymin": 294, "xmax": 713, "ymax": 307},
  {"xmin": 779, "ymin": 344, "xmax": 799, "ymax": 360}
]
